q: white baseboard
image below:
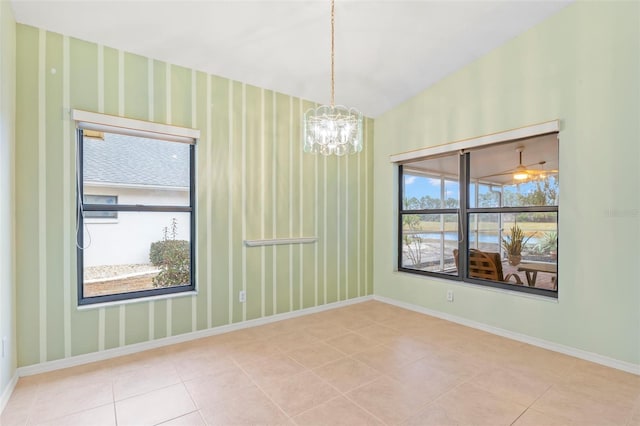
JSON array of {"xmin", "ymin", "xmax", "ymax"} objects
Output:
[
  {"xmin": 0, "ymin": 371, "xmax": 18, "ymax": 414},
  {"xmin": 18, "ymin": 295, "xmax": 374, "ymax": 377},
  {"xmin": 374, "ymin": 295, "xmax": 640, "ymax": 376},
  {"xmin": 13, "ymin": 292, "xmax": 636, "ymax": 397}
]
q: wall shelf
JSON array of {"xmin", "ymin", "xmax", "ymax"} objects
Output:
[{"xmin": 244, "ymin": 237, "xmax": 318, "ymax": 247}]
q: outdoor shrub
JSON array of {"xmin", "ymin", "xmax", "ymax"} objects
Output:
[{"xmin": 150, "ymin": 218, "xmax": 190, "ymax": 287}]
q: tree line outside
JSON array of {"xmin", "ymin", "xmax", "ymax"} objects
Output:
[{"xmin": 402, "ymin": 178, "xmax": 558, "ymax": 268}]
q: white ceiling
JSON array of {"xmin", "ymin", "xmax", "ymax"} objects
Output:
[{"xmin": 11, "ymin": 0, "xmax": 572, "ymax": 117}]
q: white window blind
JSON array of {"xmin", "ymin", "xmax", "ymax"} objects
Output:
[{"xmin": 71, "ymin": 109, "xmax": 200, "ymax": 144}]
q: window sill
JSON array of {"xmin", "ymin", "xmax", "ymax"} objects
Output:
[
  {"xmin": 77, "ymin": 290, "xmax": 198, "ymax": 310},
  {"xmin": 84, "ymin": 219, "xmax": 119, "ymax": 224}
]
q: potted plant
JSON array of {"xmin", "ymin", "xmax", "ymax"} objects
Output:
[
  {"xmin": 501, "ymin": 225, "xmax": 534, "ymax": 266},
  {"xmin": 542, "ymin": 231, "xmax": 558, "ymax": 260}
]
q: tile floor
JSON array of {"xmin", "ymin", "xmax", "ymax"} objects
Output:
[{"xmin": 2, "ymin": 301, "xmax": 639, "ymax": 425}]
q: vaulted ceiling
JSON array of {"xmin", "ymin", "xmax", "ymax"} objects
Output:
[{"xmin": 11, "ymin": 0, "xmax": 572, "ymax": 117}]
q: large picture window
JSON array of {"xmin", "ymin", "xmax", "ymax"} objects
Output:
[
  {"xmin": 75, "ymin": 112, "xmax": 197, "ymax": 305},
  {"xmin": 399, "ymin": 133, "xmax": 558, "ymax": 297}
]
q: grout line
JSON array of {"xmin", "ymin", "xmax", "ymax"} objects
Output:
[{"xmin": 230, "ymin": 356, "xmax": 297, "ymax": 422}]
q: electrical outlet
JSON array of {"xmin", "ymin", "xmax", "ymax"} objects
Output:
[
  {"xmin": 239, "ymin": 290, "xmax": 246, "ymax": 303},
  {"xmin": 446, "ymin": 290, "xmax": 454, "ymax": 302}
]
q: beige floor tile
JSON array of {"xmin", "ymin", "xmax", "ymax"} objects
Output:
[
  {"xmin": 270, "ymin": 330, "xmax": 322, "ymax": 351},
  {"xmin": 303, "ymin": 321, "xmax": 351, "ymax": 340},
  {"xmin": 240, "ymin": 353, "xmax": 307, "ymax": 387},
  {"xmin": 388, "ymin": 349, "xmax": 481, "ymax": 388},
  {"xmin": 630, "ymin": 406, "xmax": 640, "ymax": 426},
  {"xmin": 174, "ymin": 353, "xmax": 237, "ymax": 381},
  {"xmin": 183, "ymin": 364, "xmax": 255, "ymax": 408},
  {"xmin": 359, "ymin": 304, "xmax": 404, "ymax": 323},
  {"xmin": 354, "ymin": 324, "xmax": 403, "ymax": 345},
  {"xmin": 198, "ymin": 385, "xmax": 289, "ymax": 425},
  {"xmin": 286, "ymin": 342, "xmax": 347, "ymax": 369},
  {"xmin": 231, "ymin": 325, "xmax": 284, "ymax": 341},
  {"xmin": 512, "ymin": 408, "xmax": 571, "ymax": 426},
  {"xmin": 325, "ymin": 332, "xmax": 379, "ymax": 355},
  {"xmin": 0, "ymin": 406, "xmax": 30, "ymax": 426},
  {"xmin": 227, "ymin": 338, "xmax": 284, "ymax": 365},
  {"xmin": 262, "ymin": 370, "xmax": 340, "ymax": 417},
  {"xmin": 446, "ymin": 335, "xmax": 525, "ymax": 370},
  {"xmin": 292, "ymin": 396, "xmax": 384, "ymax": 426},
  {"xmin": 561, "ymin": 364, "xmax": 640, "ymax": 406},
  {"xmin": 509, "ymin": 344, "xmax": 579, "ymax": 380},
  {"xmin": 384, "ymin": 315, "xmax": 446, "ymax": 334},
  {"xmin": 531, "ymin": 383, "xmax": 634, "ymax": 425},
  {"xmin": 346, "ymin": 376, "xmax": 434, "ymax": 424},
  {"xmin": 289, "ymin": 314, "xmax": 329, "ymax": 328},
  {"xmin": 352, "ymin": 344, "xmax": 422, "ymax": 374},
  {"xmin": 401, "ymin": 403, "xmax": 459, "ymax": 426},
  {"xmin": 313, "ymin": 357, "xmax": 381, "ymax": 392},
  {"xmin": 433, "ymin": 382, "xmax": 528, "ymax": 426},
  {"xmin": 158, "ymin": 340, "xmax": 206, "ymax": 360},
  {"xmin": 115, "ymin": 383, "xmax": 196, "ymax": 426},
  {"xmin": 386, "ymin": 335, "xmax": 440, "ymax": 360},
  {"xmin": 113, "ymin": 364, "xmax": 181, "ymax": 401},
  {"xmin": 209, "ymin": 328, "xmax": 257, "ymax": 346},
  {"xmin": 108, "ymin": 348, "xmax": 173, "ymax": 376},
  {"xmin": 261, "ymin": 318, "xmax": 308, "ymax": 335},
  {"xmin": 1, "ymin": 378, "xmax": 38, "ymax": 416},
  {"xmin": 36, "ymin": 361, "xmax": 112, "ymax": 394},
  {"xmin": 386, "ymin": 356, "xmax": 470, "ymax": 400},
  {"xmin": 158, "ymin": 411, "xmax": 206, "ymax": 426},
  {"xmin": 469, "ymin": 366, "xmax": 554, "ymax": 406},
  {"xmin": 34, "ymin": 403, "xmax": 116, "ymax": 426},
  {"xmin": 328, "ymin": 313, "xmax": 377, "ymax": 331},
  {"xmin": 29, "ymin": 380, "xmax": 114, "ymax": 424}
]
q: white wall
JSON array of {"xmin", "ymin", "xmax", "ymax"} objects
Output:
[{"xmin": 83, "ymin": 185, "xmax": 189, "ymax": 267}]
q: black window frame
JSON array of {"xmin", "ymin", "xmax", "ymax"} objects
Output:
[
  {"xmin": 398, "ymin": 139, "xmax": 558, "ymax": 299},
  {"xmin": 82, "ymin": 195, "xmax": 118, "ymax": 219},
  {"xmin": 76, "ymin": 129, "xmax": 196, "ymax": 305}
]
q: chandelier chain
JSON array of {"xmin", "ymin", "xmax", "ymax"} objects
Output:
[
  {"xmin": 330, "ymin": 0, "xmax": 335, "ymax": 107},
  {"xmin": 302, "ymin": 0, "xmax": 362, "ymax": 156}
]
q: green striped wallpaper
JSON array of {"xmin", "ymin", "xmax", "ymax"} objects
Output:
[
  {"xmin": 15, "ymin": 24, "xmax": 374, "ymax": 367},
  {"xmin": 0, "ymin": 0, "xmax": 17, "ymax": 396}
]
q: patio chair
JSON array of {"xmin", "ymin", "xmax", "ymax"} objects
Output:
[{"xmin": 453, "ymin": 249, "xmax": 523, "ymax": 284}]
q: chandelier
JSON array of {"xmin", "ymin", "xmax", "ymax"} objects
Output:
[{"xmin": 303, "ymin": 0, "xmax": 363, "ymax": 156}]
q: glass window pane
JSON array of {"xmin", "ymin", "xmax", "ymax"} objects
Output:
[
  {"xmin": 477, "ymin": 184, "xmax": 501, "ymax": 208},
  {"xmin": 469, "ymin": 135, "xmax": 558, "ymax": 208},
  {"xmin": 468, "ymin": 212, "xmax": 557, "ymax": 291},
  {"xmin": 469, "ymin": 182, "xmax": 476, "ymax": 208},
  {"xmin": 401, "ymin": 213, "xmax": 458, "ymax": 275},
  {"xmin": 402, "ymin": 154, "xmax": 459, "ymax": 210},
  {"xmin": 444, "ymin": 179, "xmax": 459, "ymax": 208},
  {"xmin": 82, "ymin": 212, "xmax": 191, "ymax": 298},
  {"xmin": 83, "ymin": 132, "xmax": 191, "ymax": 207},
  {"xmin": 502, "ymin": 177, "xmax": 558, "ymax": 207}
]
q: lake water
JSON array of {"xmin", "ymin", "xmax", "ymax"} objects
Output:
[{"xmin": 415, "ymin": 231, "xmax": 541, "ymax": 245}]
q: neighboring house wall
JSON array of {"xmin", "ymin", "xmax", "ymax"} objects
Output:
[
  {"xmin": 14, "ymin": 25, "xmax": 374, "ymax": 366},
  {"xmin": 83, "ymin": 185, "xmax": 189, "ymax": 266},
  {"xmin": 374, "ymin": 1, "xmax": 640, "ymax": 367},
  {"xmin": 0, "ymin": 0, "xmax": 16, "ymax": 405}
]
